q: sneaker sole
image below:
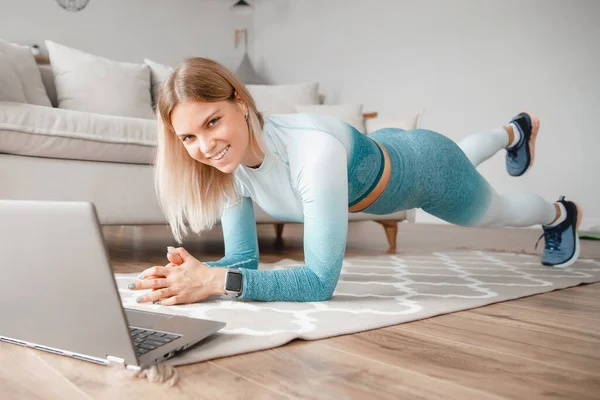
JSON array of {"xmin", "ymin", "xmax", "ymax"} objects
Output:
[
  {"xmin": 526, "ymin": 112, "xmax": 540, "ymax": 170},
  {"xmin": 549, "ymin": 202, "xmax": 583, "ymax": 268}
]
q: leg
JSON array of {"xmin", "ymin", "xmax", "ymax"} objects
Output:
[
  {"xmin": 374, "ymin": 219, "xmax": 398, "ymax": 253},
  {"xmin": 421, "ymin": 135, "xmax": 557, "ymax": 228},
  {"xmin": 457, "ymin": 113, "xmax": 540, "ymax": 176},
  {"xmin": 469, "ymin": 189, "xmax": 582, "ymax": 268},
  {"xmin": 473, "ymin": 189, "xmax": 556, "ymax": 228},
  {"xmin": 132, "ymin": 225, "xmax": 144, "ymax": 251},
  {"xmin": 457, "ymin": 128, "xmax": 510, "ymax": 167},
  {"xmin": 420, "ymin": 137, "xmax": 581, "ymax": 267},
  {"xmin": 274, "ymin": 223, "xmax": 284, "ymax": 240}
]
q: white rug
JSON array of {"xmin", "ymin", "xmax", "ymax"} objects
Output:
[{"xmin": 115, "ymin": 251, "xmax": 600, "ymax": 366}]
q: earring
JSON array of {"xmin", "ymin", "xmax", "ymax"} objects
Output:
[{"xmin": 245, "ymin": 112, "xmax": 249, "ymax": 120}]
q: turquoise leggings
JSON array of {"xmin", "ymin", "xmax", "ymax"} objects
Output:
[{"xmin": 364, "ymin": 128, "xmax": 555, "ymax": 228}]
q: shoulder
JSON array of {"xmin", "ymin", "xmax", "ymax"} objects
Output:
[
  {"xmin": 263, "ymin": 113, "xmax": 354, "ymax": 150},
  {"xmin": 264, "ymin": 113, "xmax": 351, "ymax": 135}
]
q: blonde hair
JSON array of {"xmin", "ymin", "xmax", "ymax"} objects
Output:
[{"xmin": 155, "ymin": 57, "xmax": 265, "ymax": 243}]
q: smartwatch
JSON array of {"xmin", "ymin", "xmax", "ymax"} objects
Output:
[{"xmin": 224, "ymin": 268, "xmax": 243, "ymax": 297}]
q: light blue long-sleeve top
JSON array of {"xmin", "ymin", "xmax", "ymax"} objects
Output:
[{"xmin": 204, "ymin": 113, "xmax": 385, "ymax": 302}]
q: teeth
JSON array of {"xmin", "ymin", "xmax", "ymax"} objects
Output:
[{"xmin": 211, "ymin": 145, "xmax": 230, "ymax": 160}]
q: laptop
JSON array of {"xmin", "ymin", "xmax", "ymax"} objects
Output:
[{"xmin": 0, "ymin": 200, "xmax": 225, "ymax": 371}]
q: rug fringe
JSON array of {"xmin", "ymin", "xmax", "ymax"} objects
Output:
[{"xmin": 114, "ymin": 363, "xmax": 179, "ymax": 387}]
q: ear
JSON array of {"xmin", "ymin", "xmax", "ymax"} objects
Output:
[{"xmin": 233, "ymin": 91, "xmax": 248, "ymax": 115}]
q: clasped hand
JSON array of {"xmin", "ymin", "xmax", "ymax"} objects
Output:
[{"xmin": 128, "ymin": 247, "xmax": 226, "ymax": 306}]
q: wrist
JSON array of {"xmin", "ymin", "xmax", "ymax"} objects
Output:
[{"xmin": 210, "ymin": 267, "xmax": 228, "ymax": 296}]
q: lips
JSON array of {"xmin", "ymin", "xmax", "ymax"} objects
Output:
[{"xmin": 209, "ymin": 145, "xmax": 231, "ymax": 161}]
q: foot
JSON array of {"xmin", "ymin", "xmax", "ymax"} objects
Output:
[
  {"xmin": 537, "ymin": 196, "xmax": 582, "ymax": 268},
  {"xmin": 505, "ymin": 112, "xmax": 540, "ymax": 177}
]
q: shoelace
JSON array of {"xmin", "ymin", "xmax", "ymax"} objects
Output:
[
  {"xmin": 535, "ymin": 228, "xmax": 562, "ymax": 251},
  {"xmin": 507, "ymin": 145, "xmax": 519, "ymax": 159}
]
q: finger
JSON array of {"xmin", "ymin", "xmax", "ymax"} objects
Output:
[
  {"xmin": 140, "ymin": 267, "xmax": 174, "ymax": 290},
  {"xmin": 128, "ymin": 278, "xmax": 169, "ymax": 291},
  {"xmin": 157, "ymin": 295, "xmax": 181, "ymax": 306},
  {"xmin": 142, "ymin": 275, "xmax": 161, "ymax": 280},
  {"xmin": 147, "ymin": 287, "xmax": 174, "ymax": 304},
  {"xmin": 138, "ymin": 266, "xmax": 172, "ymax": 280},
  {"xmin": 138, "ymin": 275, "xmax": 162, "ymax": 291},
  {"xmin": 167, "ymin": 246, "xmax": 192, "ymax": 262},
  {"xmin": 166, "ymin": 252, "xmax": 184, "ymax": 265},
  {"xmin": 136, "ymin": 287, "xmax": 173, "ymax": 304}
]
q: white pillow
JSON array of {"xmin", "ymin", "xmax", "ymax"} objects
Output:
[
  {"xmin": 247, "ymin": 82, "xmax": 319, "ymax": 115},
  {"xmin": 46, "ymin": 40, "xmax": 154, "ymax": 119},
  {"xmin": 296, "ymin": 104, "xmax": 366, "ymax": 133},
  {"xmin": 144, "ymin": 58, "xmax": 172, "ymax": 106},
  {"xmin": 365, "ymin": 109, "xmax": 425, "ymax": 133},
  {"xmin": 0, "ymin": 53, "xmax": 27, "ymax": 103},
  {"xmin": 0, "ymin": 39, "xmax": 51, "ymax": 106}
]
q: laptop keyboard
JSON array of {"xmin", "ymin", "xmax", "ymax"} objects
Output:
[{"xmin": 129, "ymin": 327, "xmax": 182, "ymax": 356}]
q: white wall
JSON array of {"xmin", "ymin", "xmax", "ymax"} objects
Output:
[
  {"xmin": 0, "ymin": 0, "xmax": 242, "ymax": 69},
  {"xmin": 1, "ymin": 0, "xmax": 599, "ymax": 230},
  {"xmin": 253, "ymin": 0, "xmax": 600, "ymax": 231}
]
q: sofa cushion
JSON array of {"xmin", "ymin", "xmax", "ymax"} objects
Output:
[
  {"xmin": 0, "ymin": 40, "xmax": 52, "ymax": 107},
  {"xmin": 0, "ymin": 102, "xmax": 157, "ymax": 164},
  {"xmin": 247, "ymin": 82, "xmax": 319, "ymax": 115},
  {"xmin": 144, "ymin": 58, "xmax": 172, "ymax": 108},
  {"xmin": 0, "ymin": 53, "xmax": 28, "ymax": 103},
  {"xmin": 365, "ymin": 109, "xmax": 424, "ymax": 133},
  {"xmin": 296, "ymin": 104, "xmax": 366, "ymax": 133},
  {"xmin": 38, "ymin": 64, "xmax": 58, "ymax": 107},
  {"xmin": 45, "ymin": 40, "xmax": 154, "ymax": 120}
]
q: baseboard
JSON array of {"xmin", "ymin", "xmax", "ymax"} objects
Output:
[{"xmin": 583, "ymin": 218, "xmax": 600, "ymax": 232}]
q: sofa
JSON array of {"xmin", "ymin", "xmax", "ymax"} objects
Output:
[{"xmin": 0, "ymin": 41, "xmax": 421, "ymax": 252}]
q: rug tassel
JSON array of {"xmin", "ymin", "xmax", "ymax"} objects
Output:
[{"xmin": 114, "ymin": 363, "xmax": 180, "ymax": 387}]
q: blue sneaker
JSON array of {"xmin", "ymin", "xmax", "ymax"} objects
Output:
[
  {"xmin": 506, "ymin": 112, "xmax": 540, "ymax": 176},
  {"xmin": 536, "ymin": 196, "xmax": 582, "ymax": 268}
]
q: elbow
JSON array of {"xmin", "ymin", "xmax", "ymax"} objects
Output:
[
  {"xmin": 245, "ymin": 256, "xmax": 259, "ymax": 270},
  {"xmin": 311, "ymin": 292, "xmax": 333, "ymax": 302},
  {"xmin": 306, "ymin": 279, "xmax": 336, "ymax": 302}
]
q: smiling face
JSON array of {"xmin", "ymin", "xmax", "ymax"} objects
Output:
[{"xmin": 170, "ymin": 97, "xmax": 263, "ymax": 174}]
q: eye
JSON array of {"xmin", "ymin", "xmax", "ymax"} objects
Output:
[
  {"xmin": 182, "ymin": 135, "xmax": 194, "ymax": 142},
  {"xmin": 207, "ymin": 117, "xmax": 220, "ymax": 127}
]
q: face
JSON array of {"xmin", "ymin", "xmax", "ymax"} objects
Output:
[{"xmin": 170, "ymin": 97, "xmax": 262, "ymax": 173}]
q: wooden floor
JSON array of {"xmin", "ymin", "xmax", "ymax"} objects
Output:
[{"xmin": 2, "ymin": 222, "xmax": 599, "ymax": 399}]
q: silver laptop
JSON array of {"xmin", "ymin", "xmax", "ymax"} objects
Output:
[{"xmin": 0, "ymin": 200, "xmax": 225, "ymax": 371}]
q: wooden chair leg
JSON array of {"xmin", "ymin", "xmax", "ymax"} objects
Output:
[
  {"xmin": 375, "ymin": 220, "xmax": 398, "ymax": 253},
  {"xmin": 274, "ymin": 223, "xmax": 285, "ymax": 241}
]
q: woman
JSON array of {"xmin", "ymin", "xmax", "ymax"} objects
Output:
[{"xmin": 129, "ymin": 57, "xmax": 581, "ymax": 305}]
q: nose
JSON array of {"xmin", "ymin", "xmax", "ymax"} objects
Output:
[{"xmin": 196, "ymin": 134, "xmax": 216, "ymax": 157}]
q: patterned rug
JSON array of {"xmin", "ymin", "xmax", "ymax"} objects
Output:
[{"xmin": 115, "ymin": 251, "xmax": 600, "ymax": 366}]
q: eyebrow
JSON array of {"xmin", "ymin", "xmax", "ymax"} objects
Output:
[{"xmin": 176, "ymin": 109, "xmax": 220, "ymax": 138}]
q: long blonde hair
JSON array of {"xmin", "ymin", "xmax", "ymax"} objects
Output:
[{"xmin": 155, "ymin": 57, "xmax": 264, "ymax": 243}]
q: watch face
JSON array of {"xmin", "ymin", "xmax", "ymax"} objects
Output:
[{"xmin": 226, "ymin": 271, "xmax": 243, "ymax": 292}]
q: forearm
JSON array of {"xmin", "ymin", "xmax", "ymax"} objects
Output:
[
  {"xmin": 237, "ymin": 267, "xmax": 337, "ymax": 302},
  {"xmin": 207, "ymin": 196, "xmax": 259, "ymax": 270}
]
